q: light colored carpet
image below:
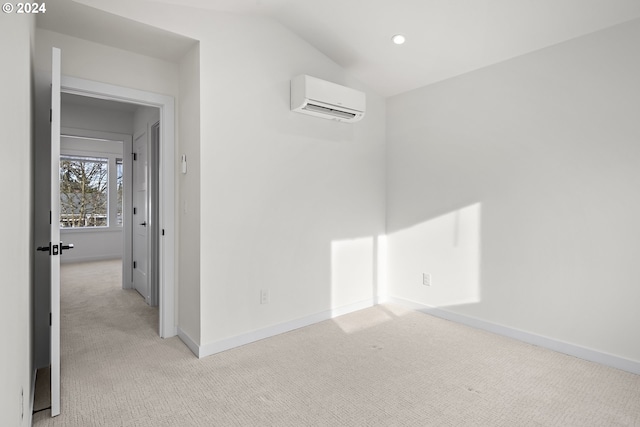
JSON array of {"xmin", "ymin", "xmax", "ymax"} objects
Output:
[{"xmin": 33, "ymin": 259, "xmax": 640, "ymax": 426}]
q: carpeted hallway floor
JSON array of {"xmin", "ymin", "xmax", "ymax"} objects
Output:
[{"xmin": 33, "ymin": 259, "xmax": 640, "ymax": 426}]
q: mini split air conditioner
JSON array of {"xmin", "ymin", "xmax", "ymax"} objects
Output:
[{"xmin": 290, "ymin": 75, "xmax": 366, "ymax": 123}]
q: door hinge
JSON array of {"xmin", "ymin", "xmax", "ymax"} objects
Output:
[
  {"xmin": 162, "ymin": 229, "xmax": 165, "ymax": 236},
  {"xmin": 133, "ymin": 207, "xmax": 137, "ymax": 215},
  {"xmin": 49, "ymin": 210, "xmax": 52, "ymax": 225},
  {"xmin": 49, "ymin": 313, "xmax": 51, "ymax": 326},
  {"xmin": 133, "ymin": 152, "xmax": 137, "ymax": 161},
  {"xmin": 49, "ymin": 109, "xmax": 52, "ymax": 123},
  {"xmin": 133, "ymin": 261, "xmax": 137, "ymax": 269}
]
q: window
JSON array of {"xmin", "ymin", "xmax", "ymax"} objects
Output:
[
  {"xmin": 59, "ymin": 135, "xmax": 125, "ymax": 230},
  {"xmin": 60, "ymin": 155, "xmax": 109, "ymax": 227}
]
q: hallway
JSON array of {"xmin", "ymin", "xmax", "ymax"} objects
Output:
[{"xmin": 33, "ymin": 259, "xmax": 168, "ymax": 424}]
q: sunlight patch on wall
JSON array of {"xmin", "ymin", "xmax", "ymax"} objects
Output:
[
  {"xmin": 329, "ymin": 235, "xmax": 402, "ymax": 334},
  {"xmin": 331, "ymin": 237, "xmax": 375, "ymax": 309},
  {"xmin": 376, "ymin": 234, "xmax": 388, "ymax": 300},
  {"xmin": 386, "ymin": 203, "xmax": 482, "ymax": 308}
]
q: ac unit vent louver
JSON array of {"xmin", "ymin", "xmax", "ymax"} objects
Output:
[{"xmin": 302, "ymin": 103, "xmax": 358, "ymax": 120}]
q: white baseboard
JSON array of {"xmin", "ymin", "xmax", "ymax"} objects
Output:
[
  {"xmin": 387, "ymin": 296, "xmax": 640, "ymax": 375},
  {"xmin": 193, "ymin": 299, "xmax": 376, "ymax": 359},
  {"xmin": 178, "ymin": 296, "xmax": 640, "ymax": 375},
  {"xmin": 177, "ymin": 327, "xmax": 200, "ymax": 357}
]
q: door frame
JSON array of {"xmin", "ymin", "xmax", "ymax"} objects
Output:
[
  {"xmin": 60, "ymin": 75, "xmax": 177, "ymax": 338},
  {"xmin": 150, "ymin": 121, "xmax": 161, "ymax": 307}
]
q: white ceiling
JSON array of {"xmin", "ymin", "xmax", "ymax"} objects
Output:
[{"xmin": 48, "ymin": 0, "xmax": 640, "ymax": 97}]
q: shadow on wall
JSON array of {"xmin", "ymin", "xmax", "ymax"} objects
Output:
[{"xmin": 385, "ymin": 203, "xmax": 482, "ymax": 309}]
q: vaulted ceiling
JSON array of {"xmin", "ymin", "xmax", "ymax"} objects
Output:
[{"xmin": 42, "ymin": 0, "xmax": 640, "ymax": 97}]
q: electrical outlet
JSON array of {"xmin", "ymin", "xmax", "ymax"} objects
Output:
[
  {"xmin": 260, "ymin": 289, "xmax": 270, "ymax": 304},
  {"xmin": 422, "ymin": 273, "xmax": 431, "ymax": 286}
]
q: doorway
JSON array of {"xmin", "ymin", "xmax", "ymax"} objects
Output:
[
  {"xmin": 60, "ymin": 75, "xmax": 176, "ymax": 338},
  {"xmin": 59, "ymin": 95, "xmax": 160, "ymax": 311}
]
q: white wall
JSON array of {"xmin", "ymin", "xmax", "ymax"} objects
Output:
[
  {"xmin": 70, "ymin": 3, "xmax": 387, "ymax": 351},
  {"xmin": 35, "ymin": 29, "xmax": 180, "ymax": 97},
  {"xmin": 61, "ymin": 229, "xmax": 123, "ymax": 263},
  {"xmin": 386, "ymin": 19, "xmax": 640, "ymax": 364},
  {"xmin": 133, "ymin": 106, "xmax": 159, "ymax": 138},
  {"xmin": 177, "ymin": 43, "xmax": 201, "ymax": 344},
  {"xmin": 196, "ymin": 14, "xmax": 386, "ymax": 347},
  {"xmin": 158, "ymin": 10, "xmax": 386, "ymax": 348},
  {"xmin": 62, "ymin": 101, "xmax": 134, "ymax": 134},
  {"xmin": 0, "ymin": 13, "xmax": 35, "ymax": 427}
]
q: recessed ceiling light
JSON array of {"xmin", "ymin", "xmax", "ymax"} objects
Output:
[{"xmin": 391, "ymin": 34, "xmax": 406, "ymax": 45}]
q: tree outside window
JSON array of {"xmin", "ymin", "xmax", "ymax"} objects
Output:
[{"xmin": 60, "ymin": 155, "xmax": 108, "ymax": 227}]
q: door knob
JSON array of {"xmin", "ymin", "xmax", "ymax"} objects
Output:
[
  {"xmin": 36, "ymin": 242, "xmax": 73, "ymax": 255},
  {"xmin": 140, "ymin": 221, "xmax": 147, "ymax": 226}
]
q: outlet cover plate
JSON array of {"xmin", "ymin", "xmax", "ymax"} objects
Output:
[
  {"xmin": 260, "ymin": 289, "xmax": 269, "ymax": 304},
  {"xmin": 422, "ymin": 273, "xmax": 431, "ymax": 286}
]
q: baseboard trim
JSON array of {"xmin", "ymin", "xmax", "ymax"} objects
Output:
[
  {"xmin": 387, "ymin": 296, "xmax": 640, "ymax": 375},
  {"xmin": 196, "ymin": 299, "xmax": 376, "ymax": 359},
  {"xmin": 177, "ymin": 327, "xmax": 200, "ymax": 358}
]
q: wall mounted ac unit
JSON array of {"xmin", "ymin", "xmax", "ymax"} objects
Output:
[{"xmin": 290, "ymin": 75, "xmax": 366, "ymax": 123}]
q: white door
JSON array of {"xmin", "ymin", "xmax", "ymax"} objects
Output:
[
  {"xmin": 133, "ymin": 132, "xmax": 149, "ymax": 303},
  {"xmin": 37, "ymin": 46, "xmax": 74, "ymax": 418},
  {"xmin": 49, "ymin": 47, "xmax": 63, "ymax": 417}
]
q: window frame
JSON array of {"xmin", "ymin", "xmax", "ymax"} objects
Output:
[{"xmin": 60, "ymin": 130, "xmax": 130, "ymax": 234}]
